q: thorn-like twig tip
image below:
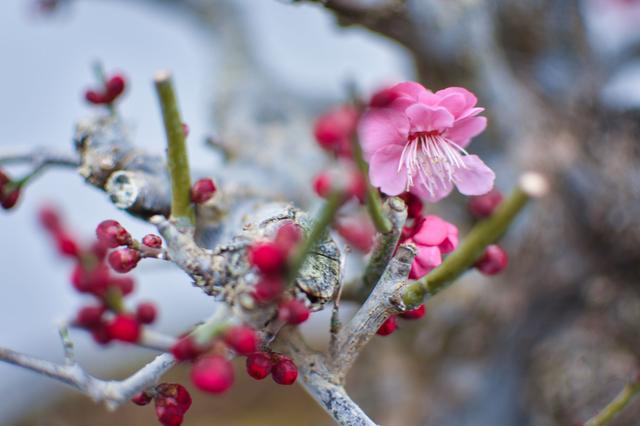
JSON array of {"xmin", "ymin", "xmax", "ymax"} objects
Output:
[
  {"xmin": 154, "ymin": 70, "xmax": 171, "ymax": 83},
  {"xmin": 519, "ymin": 172, "xmax": 549, "ymax": 198}
]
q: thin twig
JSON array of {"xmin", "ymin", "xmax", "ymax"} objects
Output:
[
  {"xmin": 358, "ymin": 197, "xmax": 406, "ymax": 301},
  {"xmin": 584, "ymin": 381, "xmax": 640, "ymax": 426},
  {"xmin": 154, "ymin": 71, "xmax": 194, "ymax": 224}
]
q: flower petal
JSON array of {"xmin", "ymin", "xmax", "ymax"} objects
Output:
[
  {"xmin": 358, "ymin": 108, "xmax": 409, "ymax": 160},
  {"xmin": 453, "ymin": 155, "xmax": 495, "ymax": 196},
  {"xmin": 391, "ymin": 81, "xmax": 431, "ymax": 101},
  {"xmin": 405, "ymin": 104, "xmax": 454, "ymax": 133},
  {"xmin": 445, "ymin": 116, "xmax": 487, "ymax": 147},
  {"xmin": 435, "ymin": 87, "xmax": 478, "ymax": 110},
  {"xmin": 438, "ymin": 223, "xmax": 459, "ymax": 254},
  {"xmin": 437, "ymin": 93, "xmax": 467, "ymax": 118},
  {"xmin": 410, "ymin": 172, "xmax": 454, "ymax": 203},
  {"xmin": 369, "ymin": 145, "xmax": 407, "ymax": 196},
  {"xmin": 413, "ymin": 245, "xmax": 442, "ymax": 273},
  {"xmin": 413, "ymin": 215, "xmax": 449, "ymax": 246}
]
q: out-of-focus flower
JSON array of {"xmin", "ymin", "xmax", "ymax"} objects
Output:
[
  {"xmin": 313, "ymin": 105, "xmax": 359, "ymax": 158},
  {"xmin": 359, "ymin": 82, "xmax": 494, "ymax": 202}
]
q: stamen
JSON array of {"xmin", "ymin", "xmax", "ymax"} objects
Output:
[{"xmin": 399, "ymin": 132, "xmax": 468, "ymax": 194}]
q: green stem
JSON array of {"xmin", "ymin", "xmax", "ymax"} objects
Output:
[
  {"xmin": 154, "ymin": 71, "xmax": 194, "ymax": 224},
  {"xmin": 92, "ymin": 61, "xmax": 115, "ymax": 115},
  {"xmin": 402, "ymin": 184, "xmax": 533, "ymax": 307},
  {"xmin": 349, "ymin": 135, "xmax": 391, "ymax": 234},
  {"xmin": 585, "ymin": 382, "xmax": 640, "ymax": 426},
  {"xmin": 287, "ymin": 191, "xmax": 344, "ymax": 283}
]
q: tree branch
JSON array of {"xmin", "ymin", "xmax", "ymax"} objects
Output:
[
  {"xmin": 277, "ymin": 328, "xmax": 378, "ymax": 426},
  {"xmin": 331, "ymin": 243, "xmax": 415, "ymax": 381}
]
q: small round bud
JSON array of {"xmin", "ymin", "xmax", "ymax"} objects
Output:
[
  {"xmin": 39, "ymin": 205, "xmax": 62, "ymax": 233},
  {"xmin": 278, "ymin": 299, "xmax": 310, "ymax": 325},
  {"xmin": 90, "ymin": 322, "xmax": 112, "ymax": 345},
  {"xmin": 191, "ymin": 355, "xmax": 234, "ymax": 394},
  {"xmin": 108, "ymin": 248, "xmax": 141, "ymax": 273},
  {"xmin": 55, "ymin": 233, "xmax": 80, "ymax": 258},
  {"xmin": 96, "ymin": 220, "xmax": 132, "ymax": 248},
  {"xmin": 376, "ymin": 316, "xmax": 397, "ymax": 336},
  {"xmin": 274, "ymin": 222, "xmax": 302, "ymax": 253},
  {"xmin": 136, "ymin": 302, "xmax": 158, "ymax": 324},
  {"xmin": 170, "ymin": 336, "xmax": 207, "ymax": 362},
  {"xmin": 474, "ymin": 244, "xmax": 508, "ymax": 275},
  {"xmin": 85, "ymin": 90, "xmax": 107, "ymax": 105},
  {"xmin": 252, "ymin": 276, "xmax": 284, "ymax": 304},
  {"xmin": 248, "ymin": 242, "xmax": 286, "ymax": 275},
  {"xmin": 190, "ymin": 178, "xmax": 217, "ymax": 204},
  {"xmin": 468, "ymin": 189, "xmax": 503, "ymax": 218},
  {"xmin": 111, "ymin": 276, "xmax": 135, "ymax": 296},
  {"xmin": 399, "ymin": 192, "xmax": 423, "ymax": 220},
  {"xmin": 313, "ymin": 105, "xmax": 358, "ymax": 157},
  {"xmin": 271, "ymin": 356, "xmax": 298, "ymax": 385},
  {"xmin": 246, "ymin": 352, "xmax": 273, "ymax": 380},
  {"xmin": 131, "ymin": 391, "xmax": 152, "ymax": 406},
  {"xmin": 107, "ymin": 314, "xmax": 141, "ymax": 343},
  {"xmin": 399, "ymin": 304, "xmax": 426, "ymax": 320},
  {"xmin": 71, "ymin": 263, "xmax": 110, "ymax": 294},
  {"xmin": 75, "ymin": 305, "xmax": 106, "ymax": 329},
  {"xmin": 154, "ymin": 383, "xmax": 192, "ymax": 426},
  {"xmin": 104, "ymin": 74, "xmax": 126, "ymax": 101},
  {"xmin": 142, "ymin": 234, "xmax": 162, "ymax": 248},
  {"xmin": 1, "ymin": 188, "xmax": 21, "ymax": 210},
  {"xmin": 223, "ymin": 325, "xmax": 259, "ymax": 355}
]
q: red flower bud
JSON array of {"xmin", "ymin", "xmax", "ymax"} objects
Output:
[
  {"xmin": 71, "ymin": 263, "xmax": 110, "ymax": 294},
  {"xmin": 369, "ymin": 86, "xmax": 402, "ymax": 108},
  {"xmin": 271, "ymin": 356, "xmax": 298, "ymax": 385},
  {"xmin": 107, "ymin": 314, "xmax": 141, "ymax": 343},
  {"xmin": 170, "ymin": 336, "xmax": 207, "ymax": 362},
  {"xmin": 104, "ymin": 74, "xmax": 126, "ymax": 101},
  {"xmin": 142, "ymin": 234, "xmax": 162, "ymax": 248},
  {"xmin": 248, "ymin": 242, "xmax": 287, "ymax": 275},
  {"xmin": 399, "ymin": 304, "xmax": 426, "ymax": 320},
  {"xmin": 190, "ymin": 178, "xmax": 217, "ymax": 204},
  {"xmin": 474, "ymin": 244, "xmax": 508, "ymax": 275},
  {"xmin": 376, "ymin": 316, "xmax": 397, "ymax": 336},
  {"xmin": 111, "ymin": 276, "xmax": 135, "ymax": 296},
  {"xmin": 96, "ymin": 220, "xmax": 131, "ymax": 248},
  {"xmin": 313, "ymin": 105, "xmax": 358, "ymax": 157},
  {"xmin": 278, "ymin": 299, "xmax": 310, "ymax": 325},
  {"xmin": 108, "ymin": 248, "xmax": 140, "ymax": 273},
  {"xmin": 39, "ymin": 205, "xmax": 62, "ymax": 233},
  {"xmin": 85, "ymin": 90, "xmax": 107, "ymax": 105},
  {"xmin": 191, "ymin": 355, "xmax": 234, "ymax": 394},
  {"xmin": 155, "ymin": 383, "xmax": 191, "ymax": 426},
  {"xmin": 75, "ymin": 305, "xmax": 106, "ymax": 329},
  {"xmin": 335, "ymin": 214, "xmax": 375, "ymax": 253},
  {"xmin": 252, "ymin": 276, "xmax": 284, "ymax": 304},
  {"xmin": 182, "ymin": 123, "xmax": 190, "ymax": 137},
  {"xmin": 223, "ymin": 325, "xmax": 259, "ymax": 355},
  {"xmin": 131, "ymin": 391, "xmax": 152, "ymax": 406},
  {"xmin": 55, "ymin": 232, "xmax": 80, "ymax": 258},
  {"xmin": 274, "ymin": 222, "xmax": 302, "ymax": 253},
  {"xmin": 399, "ymin": 192, "xmax": 423, "ymax": 220},
  {"xmin": 468, "ymin": 189, "xmax": 503, "ymax": 218},
  {"xmin": 90, "ymin": 322, "xmax": 113, "ymax": 345},
  {"xmin": 136, "ymin": 302, "xmax": 158, "ymax": 325},
  {"xmin": 1, "ymin": 188, "xmax": 21, "ymax": 210},
  {"xmin": 245, "ymin": 352, "xmax": 273, "ymax": 380}
]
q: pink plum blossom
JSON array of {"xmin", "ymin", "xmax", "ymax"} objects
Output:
[
  {"xmin": 359, "ymin": 82, "xmax": 495, "ymax": 202},
  {"xmin": 400, "ymin": 215, "xmax": 458, "ymax": 279}
]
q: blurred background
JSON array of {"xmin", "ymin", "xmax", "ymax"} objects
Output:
[{"xmin": 1, "ymin": 0, "xmax": 640, "ymax": 425}]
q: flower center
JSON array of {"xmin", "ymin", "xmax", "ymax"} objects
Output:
[{"xmin": 399, "ymin": 131, "xmax": 468, "ymax": 195}]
